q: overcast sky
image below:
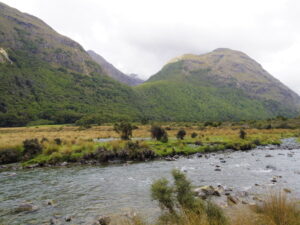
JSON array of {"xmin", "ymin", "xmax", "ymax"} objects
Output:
[{"xmin": 2, "ymin": 0, "xmax": 300, "ymax": 93}]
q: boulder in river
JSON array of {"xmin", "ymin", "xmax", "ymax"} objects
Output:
[
  {"xmin": 15, "ymin": 203, "xmax": 39, "ymax": 213},
  {"xmin": 194, "ymin": 185, "xmax": 222, "ymax": 198},
  {"xmin": 266, "ymin": 165, "xmax": 277, "ymax": 170},
  {"xmin": 98, "ymin": 216, "xmax": 111, "ymax": 225},
  {"xmin": 227, "ymin": 195, "xmax": 239, "ymax": 205}
]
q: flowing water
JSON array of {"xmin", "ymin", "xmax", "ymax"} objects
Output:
[{"xmin": 0, "ymin": 139, "xmax": 300, "ymax": 225}]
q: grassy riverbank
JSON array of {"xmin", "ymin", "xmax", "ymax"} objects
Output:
[{"xmin": 1, "ymin": 118, "xmax": 300, "ymax": 166}]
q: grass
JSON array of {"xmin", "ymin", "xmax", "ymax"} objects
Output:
[
  {"xmin": 0, "ymin": 122, "xmax": 299, "ymax": 166},
  {"xmin": 119, "ymin": 170, "xmax": 300, "ymax": 225}
]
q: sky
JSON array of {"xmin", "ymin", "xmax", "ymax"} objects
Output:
[{"xmin": 2, "ymin": 0, "xmax": 300, "ymax": 93}]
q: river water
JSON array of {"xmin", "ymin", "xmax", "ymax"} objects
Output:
[{"xmin": 0, "ymin": 140, "xmax": 300, "ymax": 225}]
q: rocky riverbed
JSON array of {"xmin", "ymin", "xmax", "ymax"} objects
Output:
[{"xmin": 0, "ymin": 138, "xmax": 299, "ymax": 225}]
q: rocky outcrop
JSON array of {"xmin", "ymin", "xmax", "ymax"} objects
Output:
[{"xmin": 0, "ymin": 48, "xmax": 13, "ymax": 64}]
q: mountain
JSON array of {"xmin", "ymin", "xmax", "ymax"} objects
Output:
[
  {"xmin": 0, "ymin": 2, "xmax": 142, "ymax": 126},
  {"xmin": 87, "ymin": 50, "xmax": 143, "ymax": 86},
  {"xmin": 1, "ymin": 2, "xmax": 299, "ymax": 126},
  {"xmin": 136, "ymin": 48, "xmax": 300, "ymax": 121},
  {"xmin": 88, "ymin": 50, "xmax": 144, "ymax": 86}
]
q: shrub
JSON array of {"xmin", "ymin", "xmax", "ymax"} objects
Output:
[
  {"xmin": 54, "ymin": 138, "xmax": 62, "ymax": 145},
  {"xmin": 177, "ymin": 129, "xmax": 186, "ymax": 140},
  {"xmin": 151, "ymin": 170, "xmax": 227, "ymax": 225},
  {"xmin": 114, "ymin": 122, "xmax": 137, "ymax": 140},
  {"xmin": 191, "ymin": 132, "xmax": 198, "ymax": 138},
  {"xmin": 161, "ymin": 132, "xmax": 169, "ymax": 143},
  {"xmin": 151, "ymin": 125, "xmax": 168, "ymax": 142},
  {"xmin": 0, "ymin": 148, "xmax": 22, "ymax": 164},
  {"xmin": 151, "ymin": 178, "xmax": 175, "ymax": 213},
  {"xmin": 23, "ymin": 138, "xmax": 42, "ymax": 160},
  {"xmin": 239, "ymin": 129, "xmax": 246, "ymax": 139}
]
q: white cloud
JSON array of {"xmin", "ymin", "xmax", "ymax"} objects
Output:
[{"xmin": 2, "ymin": 0, "xmax": 300, "ymax": 94}]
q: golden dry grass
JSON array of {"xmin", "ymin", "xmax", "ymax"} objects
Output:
[{"xmin": 0, "ymin": 124, "xmax": 297, "ymax": 149}]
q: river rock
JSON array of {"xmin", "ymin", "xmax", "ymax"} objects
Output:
[
  {"xmin": 65, "ymin": 215, "xmax": 72, "ymax": 222},
  {"xmin": 227, "ymin": 195, "xmax": 239, "ymax": 205},
  {"xmin": 283, "ymin": 188, "xmax": 291, "ymax": 193},
  {"xmin": 194, "ymin": 185, "xmax": 221, "ymax": 198},
  {"xmin": 60, "ymin": 162, "xmax": 68, "ymax": 166},
  {"xmin": 266, "ymin": 165, "xmax": 277, "ymax": 170},
  {"xmin": 98, "ymin": 216, "xmax": 111, "ymax": 225},
  {"xmin": 214, "ymin": 168, "xmax": 221, "ymax": 171},
  {"xmin": 271, "ymin": 177, "xmax": 277, "ymax": 183},
  {"xmin": 45, "ymin": 199, "xmax": 55, "ymax": 206},
  {"xmin": 15, "ymin": 203, "xmax": 39, "ymax": 213},
  {"xmin": 265, "ymin": 154, "xmax": 273, "ymax": 158},
  {"xmin": 165, "ymin": 157, "xmax": 176, "ymax": 161},
  {"xmin": 50, "ymin": 217, "xmax": 61, "ymax": 225}
]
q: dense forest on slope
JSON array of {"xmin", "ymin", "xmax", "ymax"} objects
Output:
[{"xmin": 0, "ymin": 2, "xmax": 300, "ymax": 126}]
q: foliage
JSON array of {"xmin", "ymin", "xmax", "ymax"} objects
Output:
[
  {"xmin": 114, "ymin": 122, "xmax": 137, "ymax": 140},
  {"xmin": 239, "ymin": 129, "xmax": 247, "ymax": 139},
  {"xmin": 176, "ymin": 129, "xmax": 186, "ymax": 140},
  {"xmin": 151, "ymin": 170, "xmax": 227, "ymax": 225},
  {"xmin": 191, "ymin": 132, "xmax": 198, "ymax": 138},
  {"xmin": 151, "ymin": 178, "xmax": 175, "ymax": 213},
  {"xmin": 22, "ymin": 138, "xmax": 42, "ymax": 160},
  {"xmin": 0, "ymin": 148, "xmax": 22, "ymax": 164},
  {"xmin": 151, "ymin": 125, "xmax": 168, "ymax": 142}
]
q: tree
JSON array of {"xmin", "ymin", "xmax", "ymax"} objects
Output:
[
  {"xmin": 113, "ymin": 122, "xmax": 137, "ymax": 140},
  {"xmin": 239, "ymin": 129, "xmax": 246, "ymax": 139},
  {"xmin": 176, "ymin": 129, "xmax": 186, "ymax": 140},
  {"xmin": 151, "ymin": 125, "xmax": 168, "ymax": 142},
  {"xmin": 151, "ymin": 178, "xmax": 175, "ymax": 213},
  {"xmin": 191, "ymin": 132, "xmax": 198, "ymax": 138}
]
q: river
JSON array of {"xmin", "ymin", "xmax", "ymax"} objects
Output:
[{"xmin": 0, "ymin": 139, "xmax": 299, "ymax": 225}]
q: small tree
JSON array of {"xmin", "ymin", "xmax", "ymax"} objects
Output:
[
  {"xmin": 151, "ymin": 178, "xmax": 175, "ymax": 213},
  {"xmin": 113, "ymin": 122, "xmax": 137, "ymax": 140},
  {"xmin": 23, "ymin": 138, "xmax": 42, "ymax": 160},
  {"xmin": 239, "ymin": 129, "xmax": 246, "ymax": 139},
  {"xmin": 191, "ymin": 132, "xmax": 198, "ymax": 138},
  {"xmin": 176, "ymin": 129, "xmax": 186, "ymax": 140},
  {"xmin": 151, "ymin": 125, "xmax": 168, "ymax": 142}
]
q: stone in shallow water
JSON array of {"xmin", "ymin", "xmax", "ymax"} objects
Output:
[{"xmin": 15, "ymin": 203, "xmax": 39, "ymax": 213}]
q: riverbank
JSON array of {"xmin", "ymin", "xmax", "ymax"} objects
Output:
[{"xmin": 0, "ymin": 125, "xmax": 299, "ymax": 169}]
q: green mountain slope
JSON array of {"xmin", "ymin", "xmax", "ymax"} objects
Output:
[
  {"xmin": 0, "ymin": 2, "xmax": 141, "ymax": 126},
  {"xmin": 136, "ymin": 49, "xmax": 300, "ymax": 121}
]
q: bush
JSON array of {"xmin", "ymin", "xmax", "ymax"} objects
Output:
[
  {"xmin": 191, "ymin": 132, "xmax": 198, "ymax": 138},
  {"xmin": 151, "ymin": 178, "xmax": 175, "ymax": 213},
  {"xmin": 23, "ymin": 138, "xmax": 42, "ymax": 160},
  {"xmin": 239, "ymin": 129, "xmax": 246, "ymax": 139},
  {"xmin": 176, "ymin": 129, "xmax": 186, "ymax": 140},
  {"xmin": 151, "ymin": 125, "xmax": 168, "ymax": 142},
  {"xmin": 151, "ymin": 170, "xmax": 227, "ymax": 225},
  {"xmin": 114, "ymin": 122, "xmax": 137, "ymax": 140},
  {"xmin": 0, "ymin": 148, "xmax": 22, "ymax": 164}
]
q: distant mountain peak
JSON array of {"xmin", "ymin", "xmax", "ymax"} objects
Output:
[{"xmin": 87, "ymin": 50, "xmax": 144, "ymax": 86}]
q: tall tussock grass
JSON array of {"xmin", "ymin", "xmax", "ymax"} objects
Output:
[{"xmin": 121, "ymin": 171, "xmax": 299, "ymax": 225}]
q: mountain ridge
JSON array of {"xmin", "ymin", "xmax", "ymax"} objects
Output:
[
  {"xmin": 87, "ymin": 50, "xmax": 144, "ymax": 86},
  {"xmin": 0, "ymin": 1, "xmax": 299, "ymax": 126},
  {"xmin": 136, "ymin": 48, "xmax": 300, "ymax": 121}
]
